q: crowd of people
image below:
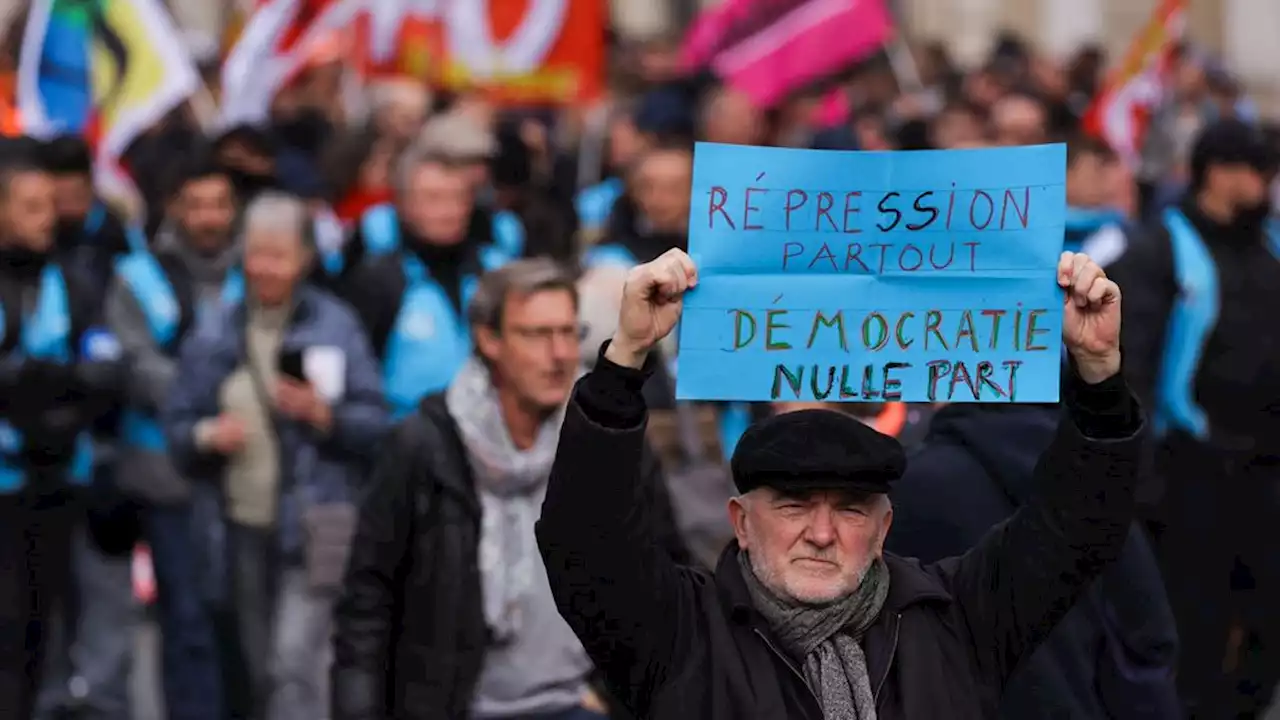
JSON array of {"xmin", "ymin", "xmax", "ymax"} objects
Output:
[{"xmin": 0, "ymin": 22, "xmax": 1277, "ymax": 720}]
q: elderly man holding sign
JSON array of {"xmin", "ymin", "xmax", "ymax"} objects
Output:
[{"xmin": 536, "ymin": 243, "xmax": 1142, "ymax": 719}]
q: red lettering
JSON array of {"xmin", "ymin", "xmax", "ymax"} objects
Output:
[
  {"xmin": 898, "ymin": 244, "xmax": 924, "ymax": 271},
  {"xmin": 844, "ymin": 244, "xmax": 870, "ymax": 272},
  {"xmin": 842, "ymin": 192, "xmax": 863, "ymax": 233},
  {"xmin": 784, "ymin": 190, "xmax": 808, "ymax": 231},
  {"xmin": 969, "ymin": 191, "xmax": 995, "ymax": 230},
  {"xmin": 744, "ymin": 187, "xmax": 766, "ymax": 230},
  {"xmin": 1001, "ymin": 187, "xmax": 1030, "ymax": 229},
  {"xmin": 808, "ymin": 243, "xmax": 839, "ymax": 271},
  {"xmin": 923, "ymin": 310, "xmax": 948, "ymax": 350},
  {"xmin": 816, "ymin": 192, "xmax": 838, "ymax": 231},
  {"xmin": 782, "ymin": 242, "xmax": 805, "ymax": 270},
  {"xmin": 709, "ymin": 186, "xmax": 734, "ymax": 229},
  {"xmin": 869, "ymin": 243, "xmax": 893, "ymax": 273}
]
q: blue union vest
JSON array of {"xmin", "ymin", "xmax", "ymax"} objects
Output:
[
  {"xmin": 1155, "ymin": 209, "xmax": 1280, "ymax": 438},
  {"xmin": 383, "ymin": 247, "xmax": 507, "ymax": 418},
  {"xmin": 0, "ymin": 264, "xmax": 98, "ymax": 490},
  {"xmin": 321, "ymin": 203, "xmax": 524, "ymax": 275},
  {"xmin": 114, "ymin": 251, "xmax": 244, "ymax": 451}
]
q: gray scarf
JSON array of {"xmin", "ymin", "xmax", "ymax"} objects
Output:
[
  {"xmin": 739, "ymin": 551, "xmax": 891, "ymax": 720},
  {"xmin": 445, "ymin": 358, "xmax": 567, "ymax": 643}
]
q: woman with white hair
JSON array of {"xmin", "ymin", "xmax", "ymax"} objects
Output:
[{"xmin": 164, "ymin": 192, "xmax": 390, "ymax": 720}]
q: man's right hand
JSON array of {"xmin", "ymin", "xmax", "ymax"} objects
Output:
[
  {"xmin": 203, "ymin": 413, "xmax": 247, "ymax": 455},
  {"xmin": 605, "ymin": 248, "xmax": 698, "ymax": 369}
]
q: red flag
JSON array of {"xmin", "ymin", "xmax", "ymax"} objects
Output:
[{"xmin": 1082, "ymin": 0, "xmax": 1186, "ymax": 167}]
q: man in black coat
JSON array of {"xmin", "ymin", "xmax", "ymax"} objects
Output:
[{"xmin": 537, "ymin": 248, "xmax": 1145, "ymax": 719}]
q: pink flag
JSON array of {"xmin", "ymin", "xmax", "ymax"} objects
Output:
[{"xmin": 681, "ymin": 0, "xmax": 893, "ymax": 109}]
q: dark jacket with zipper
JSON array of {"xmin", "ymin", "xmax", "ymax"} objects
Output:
[
  {"xmin": 536, "ymin": 345, "xmax": 1145, "ymax": 720},
  {"xmin": 331, "ymin": 394, "xmax": 690, "ymax": 720}
]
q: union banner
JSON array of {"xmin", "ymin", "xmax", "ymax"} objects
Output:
[{"xmin": 363, "ymin": 0, "xmax": 604, "ymax": 105}]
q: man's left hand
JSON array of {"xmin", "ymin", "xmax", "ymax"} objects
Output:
[
  {"xmin": 1058, "ymin": 251, "xmax": 1122, "ymax": 384},
  {"xmin": 275, "ymin": 378, "xmax": 332, "ymax": 432}
]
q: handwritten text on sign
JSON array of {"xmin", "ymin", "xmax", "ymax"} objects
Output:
[{"xmin": 675, "ymin": 142, "xmax": 1067, "ymax": 403}]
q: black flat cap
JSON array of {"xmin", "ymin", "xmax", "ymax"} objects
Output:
[{"xmin": 730, "ymin": 409, "xmax": 907, "ymax": 495}]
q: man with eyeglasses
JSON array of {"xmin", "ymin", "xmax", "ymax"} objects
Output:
[{"xmin": 332, "ymin": 259, "xmax": 689, "ymax": 720}]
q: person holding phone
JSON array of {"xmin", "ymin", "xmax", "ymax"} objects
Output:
[{"xmin": 164, "ymin": 191, "xmax": 388, "ymax": 720}]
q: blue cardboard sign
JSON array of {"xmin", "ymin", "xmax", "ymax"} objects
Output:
[{"xmin": 676, "ymin": 142, "xmax": 1066, "ymax": 403}]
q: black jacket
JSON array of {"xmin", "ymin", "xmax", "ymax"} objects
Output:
[
  {"xmin": 1109, "ymin": 198, "xmax": 1280, "ymax": 451},
  {"xmin": 887, "ymin": 404, "xmax": 1178, "ymax": 719},
  {"xmin": 537, "ymin": 348, "xmax": 1145, "ymax": 720},
  {"xmin": 331, "ymin": 394, "xmax": 690, "ymax": 720},
  {"xmin": 55, "ymin": 204, "xmax": 134, "ymax": 302}
]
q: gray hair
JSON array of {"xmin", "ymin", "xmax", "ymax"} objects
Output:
[
  {"xmin": 393, "ymin": 140, "xmax": 454, "ymax": 197},
  {"xmin": 242, "ymin": 191, "xmax": 314, "ymax": 252},
  {"xmin": 467, "ymin": 258, "xmax": 579, "ymax": 335}
]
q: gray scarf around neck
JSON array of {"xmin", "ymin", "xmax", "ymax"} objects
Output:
[
  {"xmin": 445, "ymin": 357, "xmax": 568, "ymax": 643},
  {"xmin": 739, "ymin": 551, "xmax": 891, "ymax": 720}
]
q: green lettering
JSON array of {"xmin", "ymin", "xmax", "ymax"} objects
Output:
[
  {"xmin": 954, "ymin": 309, "xmax": 979, "ymax": 351},
  {"xmin": 806, "ymin": 310, "xmax": 847, "ymax": 350},
  {"xmin": 730, "ymin": 309, "xmax": 757, "ymax": 350},
  {"xmin": 810, "ymin": 365, "xmax": 837, "ymax": 399},
  {"xmin": 771, "ymin": 364, "xmax": 804, "ymax": 399},
  {"xmin": 861, "ymin": 312, "xmax": 890, "ymax": 351},
  {"xmin": 765, "ymin": 309, "xmax": 792, "ymax": 350},
  {"xmin": 1025, "ymin": 309, "xmax": 1050, "ymax": 351}
]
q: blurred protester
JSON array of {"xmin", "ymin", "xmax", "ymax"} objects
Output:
[
  {"xmin": 575, "ymin": 103, "xmax": 646, "ymax": 243},
  {"xmin": 419, "ymin": 111, "xmax": 528, "ymax": 258},
  {"xmin": 164, "ymin": 192, "xmax": 388, "ymax": 720},
  {"xmin": 1111, "ymin": 119, "xmax": 1280, "ymax": 717},
  {"xmin": 538, "ymin": 249, "xmax": 1143, "ymax": 720},
  {"xmin": 340, "ymin": 146, "xmax": 508, "ymax": 418},
  {"xmin": 492, "ymin": 122, "xmax": 578, "ymax": 262},
  {"xmin": 123, "ymin": 109, "xmax": 207, "ymax": 240},
  {"xmin": 929, "ymin": 101, "xmax": 989, "ymax": 150},
  {"xmin": 0, "ymin": 156, "xmax": 125, "ymax": 719},
  {"xmin": 333, "ymin": 259, "xmax": 687, "ymax": 720},
  {"xmin": 699, "ymin": 85, "xmax": 765, "ymax": 147},
  {"xmin": 322, "ymin": 127, "xmax": 396, "ymax": 227},
  {"xmin": 367, "ymin": 78, "xmax": 431, "ymax": 147},
  {"xmin": 42, "ymin": 136, "xmax": 139, "ymax": 297},
  {"xmin": 581, "ymin": 140, "xmax": 693, "ymax": 358},
  {"xmin": 340, "ymin": 112, "xmax": 524, "ymax": 275},
  {"xmin": 214, "ymin": 125, "xmax": 279, "ymax": 204},
  {"xmin": 1139, "ymin": 45, "xmax": 1213, "ymax": 219},
  {"xmin": 991, "ymin": 92, "xmax": 1049, "ymax": 146},
  {"xmin": 887, "ymin": 402, "xmax": 1180, "ymax": 718},
  {"xmin": 1064, "ymin": 44, "xmax": 1106, "ymax": 116},
  {"xmin": 1064, "ymin": 135, "xmax": 1131, "ymax": 266},
  {"xmin": 104, "ymin": 154, "xmax": 241, "ymax": 720},
  {"xmin": 34, "ymin": 135, "xmax": 142, "ymax": 720}
]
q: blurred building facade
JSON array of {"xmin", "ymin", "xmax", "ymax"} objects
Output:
[{"xmin": 898, "ymin": 0, "xmax": 1280, "ymax": 116}]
